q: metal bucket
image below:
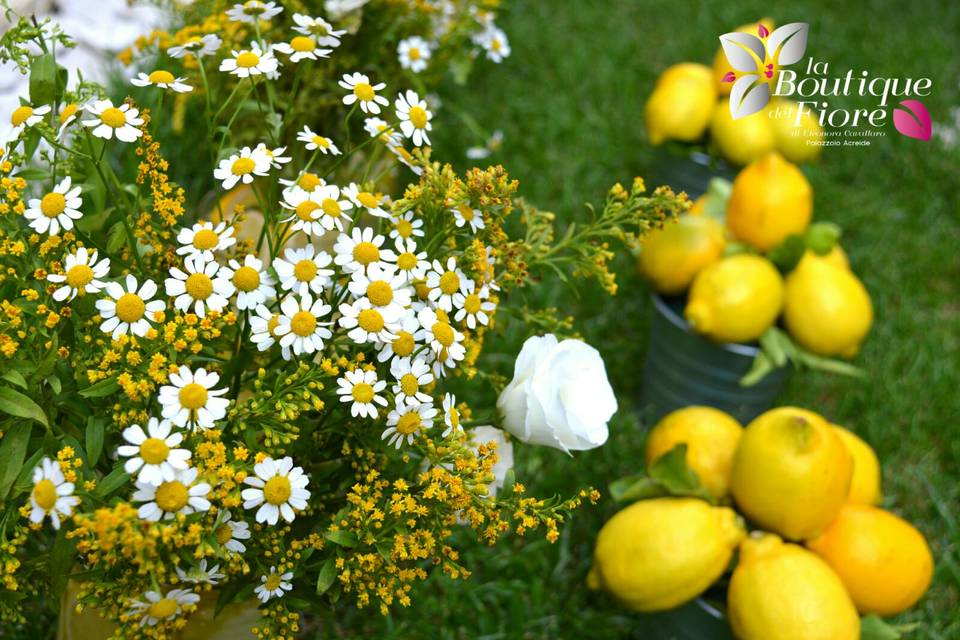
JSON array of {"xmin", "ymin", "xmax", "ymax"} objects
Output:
[
  {"xmin": 641, "ymin": 293, "xmax": 789, "ymax": 424},
  {"xmin": 651, "ymin": 148, "xmax": 737, "ymax": 198}
]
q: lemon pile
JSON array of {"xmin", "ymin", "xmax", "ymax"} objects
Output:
[
  {"xmin": 637, "ymin": 151, "xmax": 873, "ymax": 357},
  {"xmin": 589, "ymin": 406, "xmax": 934, "ymax": 638},
  {"xmin": 645, "ymin": 18, "xmax": 824, "ymax": 166}
]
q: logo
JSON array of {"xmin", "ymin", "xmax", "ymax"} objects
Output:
[{"xmin": 718, "ymin": 22, "xmax": 933, "ymax": 143}]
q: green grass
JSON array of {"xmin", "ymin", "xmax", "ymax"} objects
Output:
[{"xmin": 312, "ymin": 0, "xmax": 960, "ymax": 638}]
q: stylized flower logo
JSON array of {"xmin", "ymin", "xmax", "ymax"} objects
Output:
[{"xmin": 720, "ymin": 22, "xmax": 809, "ymax": 119}]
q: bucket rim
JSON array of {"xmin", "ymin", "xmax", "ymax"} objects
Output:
[{"xmin": 651, "ymin": 292, "xmax": 762, "ymax": 358}]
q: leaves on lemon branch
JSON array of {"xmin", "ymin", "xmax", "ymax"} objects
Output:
[
  {"xmin": 741, "ymin": 327, "xmax": 865, "ymax": 387},
  {"xmin": 609, "ymin": 444, "xmax": 715, "ymax": 504}
]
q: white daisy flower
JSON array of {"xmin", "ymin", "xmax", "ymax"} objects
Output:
[
  {"xmin": 82, "ymin": 99, "xmax": 143, "ymax": 142},
  {"xmin": 47, "ymin": 247, "xmax": 110, "ymax": 301},
  {"xmin": 364, "ymin": 116, "xmax": 402, "ymax": 146},
  {"xmin": 28, "ymin": 457, "xmax": 79, "ymax": 530},
  {"xmin": 96, "ymin": 276, "xmax": 165, "ymax": 339},
  {"xmin": 300, "ymin": 183, "xmax": 353, "ymax": 233},
  {"xmin": 127, "ymin": 589, "xmax": 200, "ymax": 627},
  {"xmin": 333, "ymin": 226, "xmax": 386, "ymax": 274},
  {"xmin": 397, "ymin": 36, "xmax": 431, "ymax": 73},
  {"xmin": 390, "ymin": 356, "xmax": 433, "ymax": 404},
  {"xmin": 452, "ymin": 202, "xmax": 485, "ymax": 233},
  {"xmin": 339, "ymin": 72, "xmax": 388, "ymax": 114},
  {"xmin": 376, "ymin": 312, "xmax": 420, "ymax": 362},
  {"xmin": 274, "ymin": 293, "xmax": 333, "ymax": 357},
  {"xmin": 165, "ymin": 255, "xmax": 232, "ymax": 318},
  {"xmin": 279, "ymin": 187, "xmax": 326, "ymax": 238},
  {"xmin": 383, "ymin": 400, "xmax": 436, "ymax": 448},
  {"xmin": 214, "ymin": 510, "xmax": 251, "ymax": 553},
  {"xmin": 176, "ymin": 221, "xmax": 237, "ymax": 261},
  {"xmin": 441, "ymin": 393, "xmax": 463, "ymax": 437},
  {"xmin": 9, "ymin": 103, "xmax": 50, "ymax": 137},
  {"xmin": 336, "ymin": 368, "xmax": 388, "ymax": 418},
  {"xmin": 466, "ymin": 130, "xmax": 504, "ymax": 160},
  {"xmin": 348, "ymin": 263, "xmax": 412, "ymax": 318},
  {"xmin": 273, "ymin": 245, "xmax": 334, "ymax": 296},
  {"xmin": 338, "ymin": 297, "xmax": 399, "ymax": 344},
  {"xmin": 292, "ymin": 14, "xmax": 345, "ymax": 48},
  {"xmin": 219, "ymin": 43, "xmax": 279, "ymax": 78},
  {"xmin": 453, "ymin": 280, "xmax": 495, "ymax": 329},
  {"xmin": 256, "ymin": 143, "xmax": 291, "ymax": 169},
  {"xmin": 241, "ymin": 456, "xmax": 310, "ymax": 525},
  {"xmin": 167, "ymin": 33, "xmax": 222, "ymax": 59},
  {"xmin": 131, "ymin": 70, "xmax": 192, "ymax": 93},
  {"xmin": 255, "ymin": 567, "xmax": 293, "ymax": 603},
  {"xmin": 381, "ymin": 237, "xmax": 429, "ymax": 282},
  {"xmin": 117, "ymin": 418, "xmax": 190, "ymax": 486},
  {"xmin": 220, "ymin": 255, "xmax": 275, "ymax": 310},
  {"xmin": 176, "ymin": 559, "xmax": 224, "ymax": 585},
  {"xmin": 295, "ymin": 126, "xmax": 340, "ymax": 155},
  {"xmin": 213, "ymin": 146, "xmax": 271, "ymax": 190},
  {"xmin": 342, "ymin": 183, "xmax": 389, "ymax": 218},
  {"xmin": 395, "ymin": 90, "xmax": 432, "ymax": 147},
  {"xmin": 478, "ymin": 26, "xmax": 511, "ymax": 63},
  {"xmin": 23, "ymin": 176, "xmax": 83, "ymax": 236},
  {"xmin": 425, "ymin": 257, "xmax": 468, "ymax": 311},
  {"xmin": 158, "ymin": 365, "xmax": 231, "ymax": 430},
  {"xmin": 249, "ymin": 304, "xmax": 285, "ymax": 356},
  {"xmin": 389, "ymin": 211, "xmax": 425, "ymax": 241},
  {"xmin": 280, "ymin": 171, "xmax": 325, "ymax": 195},
  {"xmin": 418, "ymin": 307, "xmax": 466, "ymax": 371},
  {"xmin": 387, "ymin": 143, "xmax": 424, "ymax": 175},
  {"xmin": 272, "ymin": 36, "xmax": 331, "ymax": 62},
  {"xmin": 133, "ymin": 467, "xmax": 211, "ymax": 521},
  {"xmin": 57, "ymin": 103, "xmax": 80, "ymax": 137},
  {"xmin": 226, "ymin": 1, "xmax": 283, "ymax": 23}
]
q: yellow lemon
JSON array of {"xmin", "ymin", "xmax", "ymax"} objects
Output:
[
  {"xmin": 725, "ymin": 152, "xmax": 813, "ymax": 251},
  {"xmin": 831, "ymin": 425, "xmax": 882, "ymax": 505},
  {"xmin": 768, "ymin": 98, "xmax": 824, "ymax": 164},
  {"xmin": 587, "ymin": 498, "xmax": 744, "ymax": 612},
  {"xmin": 710, "ymin": 102, "xmax": 776, "ymax": 166},
  {"xmin": 730, "ymin": 407, "xmax": 852, "ymax": 540},
  {"xmin": 637, "ymin": 215, "xmax": 726, "ymax": 295},
  {"xmin": 806, "ymin": 505, "xmax": 933, "ymax": 616},
  {"xmin": 644, "ymin": 406, "xmax": 743, "ymax": 499},
  {"xmin": 728, "ymin": 532, "xmax": 860, "ymax": 640},
  {"xmin": 646, "ymin": 63, "xmax": 717, "ymax": 145},
  {"xmin": 783, "ymin": 253, "xmax": 873, "ymax": 357},
  {"xmin": 713, "ymin": 18, "xmax": 776, "ymax": 95},
  {"xmin": 684, "ymin": 254, "xmax": 784, "ymax": 344},
  {"xmin": 797, "ymin": 246, "xmax": 849, "ymax": 271}
]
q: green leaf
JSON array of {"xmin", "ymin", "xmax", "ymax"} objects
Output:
[
  {"xmin": 608, "ymin": 474, "xmax": 667, "ymax": 503},
  {"xmin": 498, "ymin": 468, "xmax": 516, "ymax": 498},
  {"xmin": 740, "ymin": 352, "xmax": 774, "ymax": 387},
  {"xmin": 1, "ymin": 370, "xmax": 28, "ymax": 390},
  {"xmin": 85, "ymin": 417, "xmax": 105, "ymax": 465},
  {"xmin": 11, "ymin": 167, "xmax": 49, "ymax": 181},
  {"xmin": 315, "ymin": 558, "xmax": 338, "ymax": 595},
  {"xmin": 768, "ymin": 233, "xmax": 806, "ymax": 271},
  {"xmin": 49, "ymin": 526, "xmax": 76, "ymax": 597},
  {"xmin": 94, "ymin": 466, "xmax": 129, "ymax": 498},
  {"xmin": 106, "ymin": 221, "xmax": 126, "ymax": 254},
  {"xmin": 324, "ymin": 530, "xmax": 358, "ymax": 547},
  {"xmin": 29, "ymin": 53, "xmax": 57, "ymax": 106},
  {"xmin": 78, "ymin": 377, "xmax": 119, "ymax": 398},
  {"xmin": 0, "ymin": 386, "xmax": 48, "ymax": 427},
  {"xmin": 860, "ymin": 615, "xmax": 901, "ymax": 640},
  {"xmin": 47, "ymin": 375, "xmax": 62, "ymax": 395},
  {"xmin": 759, "ymin": 328, "xmax": 789, "ymax": 368},
  {"xmin": 0, "ymin": 422, "xmax": 33, "ymax": 499},
  {"xmin": 648, "ymin": 444, "xmax": 714, "ymax": 502},
  {"xmin": 805, "ymin": 222, "xmax": 842, "ymax": 255},
  {"xmin": 12, "ymin": 448, "xmax": 45, "ymax": 495}
]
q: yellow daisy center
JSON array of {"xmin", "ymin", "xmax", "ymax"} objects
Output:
[
  {"xmin": 147, "ymin": 598, "xmax": 179, "ymax": 620},
  {"xmin": 395, "ymin": 219, "xmax": 413, "ymax": 238},
  {"xmin": 236, "ymin": 52, "xmax": 260, "ymax": 68},
  {"xmin": 414, "ymin": 280, "xmax": 430, "ymax": 300},
  {"xmin": 155, "ymin": 480, "xmax": 189, "ymax": 512},
  {"xmin": 232, "ymin": 266, "xmax": 260, "ymax": 292},
  {"xmin": 185, "ymin": 272, "xmax": 214, "ymax": 300},
  {"xmin": 357, "ymin": 192, "xmax": 380, "ymax": 208},
  {"xmin": 293, "ymin": 259, "xmax": 317, "ymax": 282},
  {"xmin": 408, "ymin": 47, "xmax": 421, "ymax": 61},
  {"xmin": 192, "ymin": 229, "xmax": 219, "ymax": 249},
  {"xmin": 148, "ymin": 70, "xmax": 175, "ymax": 84},
  {"xmin": 351, "ymin": 382, "xmax": 374, "ymax": 403},
  {"xmin": 116, "ymin": 293, "xmax": 146, "ymax": 323},
  {"xmin": 358, "ymin": 308, "xmax": 384, "ymax": 333},
  {"xmin": 231, "ymin": 157, "xmax": 256, "ymax": 176},
  {"xmin": 267, "ymin": 314, "xmax": 281, "ymax": 336},
  {"xmin": 263, "ymin": 476, "xmax": 292, "ymax": 505},
  {"xmin": 366, "ymin": 281, "xmax": 393, "ymax": 307},
  {"xmin": 290, "ymin": 36, "xmax": 315, "ymax": 52},
  {"xmin": 264, "ymin": 573, "xmax": 283, "ymax": 591},
  {"xmin": 65, "ymin": 264, "xmax": 94, "ymax": 289},
  {"xmin": 99, "ymin": 107, "xmax": 127, "ymax": 128},
  {"xmin": 40, "ymin": 192, "xmax": 66, "ymax": 218},
  {"xmin": 463, "ymin": 293, "xmax": 482, "ymax": 314},
  {"xmin": 321, "ymin": 198, "xmax": 342, "ymax": 218},
  {"xmin": 178, "ymin": 382, "xmax": 208, "ymax": 410},
  {"xmin": 60, "ymin": 103, "xmax": 78, "ymax": 125},
  {"xmin": 432, "ymin": 321, "xmax": 454, "ymax": 347},
  {"xmin": 448, "ymin": 406, "xmax": 460, "ymax": 429},
  {"xmin": 140, "ymin": 437, "xmax": 170, "ymax": 465},
  {"xmin": 295, "ymin": 200, "xmax": 320, "ymax": 221},
  {"xmin": 458, "ymin": 204, "xmax": 475, "ymax": 221},
  {"xmin": 352, "ymin": 241, "xmax": 379, "ymax": 265},
  {"xmin": 290, "ymin": 310, "xmax": 316, "ymax": 337},
  {"xmin": 215, "ymin": 524, "xmax": 233, "ymax": 545},
  {"xmin": 397, "ymin": 252, "xmax": 418, "ymax": 271},
  {"xmin": 400, "ymin": 373, "xmax": 419, "ymax": 397},
  {"xmin": 408, "ymin": 106, "xmax": 428, "ymax": 130},
  {"xmin": 392, "ymin": 331, "xmax": 414, "ymax": 357},
  {"xmin": 311, "ymin": 135, "xmax": 330, "ymax": 149},
  {"xmin": 396, "ymin": 411, "xmax": 421, "ymax": 435},
  {"xmin": 491, "ymin": 38, "xmax": 503, "ymax": 53},
  {"xmin": 353, "ymin": 82, "xmax": 375, "ymax": 102},
  {"xmin": 32, "ymin": 478, "xmax": 58, "ymax": 511},
  {"xmin": 11, "ymin": 105, "xmax": 34, "ymax": 126},
  {"xmin": 298, "ymin": 172, "xmax": 321, "ymax": 190},
  {"xmin": 439, "ymin": 271, "xmax": 461, "ymax": 295}
]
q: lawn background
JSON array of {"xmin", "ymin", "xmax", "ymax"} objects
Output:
[{"xmin": 316, "ymin": 0, "xmax": 960, "ymax": 638}]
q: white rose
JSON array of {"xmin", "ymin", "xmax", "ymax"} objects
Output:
[
  {"xmin": 468, "ymin": 426, "xmax": 514, "ymax": 497},
  {"xmin": 497, "ymin": 334, "xmax": 616, "ymax": 453}
]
